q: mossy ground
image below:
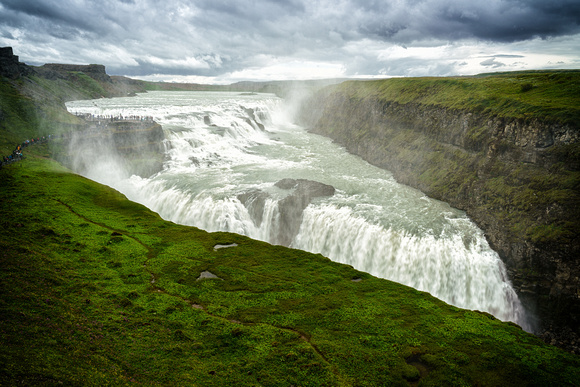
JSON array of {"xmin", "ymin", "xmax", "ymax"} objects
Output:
[
  {"xmin": 0, "ymin": 77, "xmax": 43, "ymax": 153},
  {"xmin": 412, "ymin": 140, "xmax": 579, "ymax": 244},
  {"xmin": 1, "ymin": 145, "xmax": 579, "ymax": 386},
  {"xmin": 0, "ymin": 76, "xmax": 82, "ymax": 156}
]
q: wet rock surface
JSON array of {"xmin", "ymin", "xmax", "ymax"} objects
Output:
[
  {"xmin": 238, "ymin": 179, "xmax": 335, "ymax": 246},
  {"xmin": 237, "ymin": 190, "xmax": 270, "ymax": 227},
  {"xmin": 275, "ymin": 179, "xmax": 335, "ymax": 246}
]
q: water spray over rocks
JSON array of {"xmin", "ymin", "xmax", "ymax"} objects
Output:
[{"xmin": 66, "ymin": 90, "xmax": 533, "ymax": 331}]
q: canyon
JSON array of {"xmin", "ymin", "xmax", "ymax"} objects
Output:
[{"xmin": 298, "ymin": 76, "xmax": 579, "ymax": 347}]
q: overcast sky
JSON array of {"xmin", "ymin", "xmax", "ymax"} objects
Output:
[{"xmin": 1, "ymin": 0, "xmax": 579, "ymax": 84}]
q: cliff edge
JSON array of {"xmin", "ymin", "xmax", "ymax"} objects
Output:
[{"xmin": 299, "ymin": 73, "xmax": 580, "ymax": 350}]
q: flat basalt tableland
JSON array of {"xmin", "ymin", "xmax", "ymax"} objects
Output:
[{"xmin": 1, "ymin": 145, "xmax": 579, "ymax": 386}]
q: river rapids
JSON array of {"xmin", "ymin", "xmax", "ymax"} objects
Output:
[{"xmin": 66, "ymin": 91, "xmax": 531, "ymax": 331}]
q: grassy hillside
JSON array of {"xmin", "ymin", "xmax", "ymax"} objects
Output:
[
  {"xmin": 308, "ymin": 71, "xmax": 580, "ymax": 247},
  {"xmin": 0, "ymin": 76, "xmax": 84, "ymax": 155},
  {"xmin": 1, "ymin": 142, "xmax": 579, "ymax": 385},
  {"xmin": 307, "ymin": 72, "xmax": 580, "ymax": 240}
]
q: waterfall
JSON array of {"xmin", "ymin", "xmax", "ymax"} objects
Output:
[
  {"xmin": 294, "ymin": 204, "xmax": 527, "ymax": 325},
  {"xmin": 66, "ymin": 91, "xmax": 532, "ymax": 331}
]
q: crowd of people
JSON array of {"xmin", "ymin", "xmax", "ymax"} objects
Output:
[
  {"xmin": 0, "ymin": 135, "xmax": 51, "ymax": 169},
  {"xmin": 73, "ymin": 113, "xmax": 157, "ymax": 133},
  {"xmin": 75, "ymin": 113, "xmax": 154, "ymax": 122},
  {"xmin": 1, "ymin": 115, "xmax": 157, "ymax": 170}
]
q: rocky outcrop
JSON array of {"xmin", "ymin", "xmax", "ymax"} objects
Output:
[
  {"xmin": 237, "ymin": 190, "xmax": 270, "ymax": 227},
  {"xmin": 0, "ymin": 47, "xmax": 32, "ymax": 79},
  {"xmin": 242, "ymin": 107, "xmax": 266, "ymax": 131},
  {"xmin": 39, "ymin": 63, "xmax": 111, "ymax": 83},
  {"xmin": 238, "ymin": 179, "xmax": 335, "ymax": 246},
  {"xmin": 62, "ymin": 118, "xmax": 166, "ymax": 178},
  {"xmin": 274, "ymin": 179, "xmax": 335, "ymax": 246},
  {"xmin": 299, "ymin": 84, "xmax": 580, "ymax": 350},
  {"xmin": 31, "ymin": 62, "xmax": 147, "ymax": 100}
]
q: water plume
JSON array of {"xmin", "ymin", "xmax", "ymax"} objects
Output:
[{"xmin": 66, "ymin": 128, "xmax": 130, "ymax": 187}]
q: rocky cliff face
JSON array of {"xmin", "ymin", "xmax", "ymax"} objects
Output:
[
  {"xmin": 238, "ymin": 179, "xmax": 336, "ymax": 246},
  {"xmin": 39, "ymin": 63, "xmax": 111, "ymax": 83},
  {"xmin": 299, "ymin": 82, "xmax": 580, "ymax": 350},
  {"xmin": 35, "ymin": 63, "xmax": 146, "ymax": 99},
  {"xmin": 0, "ymin": 47, "xmax": 31, "ymax": 79},
  {"xmin": 61, "ymin": 118, "xmax": 166, "ymax": 178}
]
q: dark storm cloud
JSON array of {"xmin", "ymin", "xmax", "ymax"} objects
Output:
[
  {"xmin": 1, "ymin": 0, "xmax": 106, "ymax": 36},
  {"xmin": 436, "ymin": 1, "xmax": 580, "ymax": 42},
  {"xmin": 354, "ymin": 0, "xmax": 580, "ymax": 43},
  {"xmin": 1, "ymin": 0, "xmax": 579, "ymax": 80},
  {"xmin": 480, "ymin": 58, "xmax": 507, "ymax": 68},
  {"xmin": 2, "ymin": 0, "xmax": 83, "ymax": 27}
]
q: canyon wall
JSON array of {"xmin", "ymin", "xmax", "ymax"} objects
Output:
[
  {"xmin": 298, "ymin": 78, "xmax": 580, "ymax": 346},
  {"xmin": 51, "ymin": 116, "xmax": 166, "ymax": 179}
]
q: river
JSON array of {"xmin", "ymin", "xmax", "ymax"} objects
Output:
[{"xmin": 66, "ymin": 90, "xmax": 531, "ymax": 330}]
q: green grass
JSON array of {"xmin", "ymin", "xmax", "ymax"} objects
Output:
[
  {"xmin": 0, "ymin": 78, "xmax": 42, "ymax": 152},
  {"xmin": 336, "ymin": 71, "xmax": 580, "ymax": 125},
  {"xmin": 1, "ymin": 145, "xmax": 579, "ymax": 386},
  {"xmin": 0, "ymin": 76, "xmax": 84, "ymax": 155}
]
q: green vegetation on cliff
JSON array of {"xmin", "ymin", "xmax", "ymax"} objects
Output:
[
  {"xmin": 0, "ymin": 67, "xmax": 164, "ymax": 175},
  {"xmin": 0, "ymin": 74, "xmax": 96, "ymax": 155},
  {"xmin": 1, "ymin": 146, "xmax": 579, "ymax": 385},
  {"xmin": 338, "ymin": 71, "xmax": 580, "ymax": 125},
  {"xmin": 306, "ymin": 71, "xmax": 580, "ymax": 239},
  {"xmin": 308, "ymin": 72, "xmax": 580, "ymax": 246},
  {"xmin": 0, "ymin": 78, "xmax": 40, "ymax": 150}
]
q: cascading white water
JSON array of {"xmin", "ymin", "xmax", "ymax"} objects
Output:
[
  {"xmin": 294, "ymin": 204, "xmax": 523, "ymax": 322},
  {"xmin": 66, "ymin": 90, "xmax": 531, "ymax": 331}
]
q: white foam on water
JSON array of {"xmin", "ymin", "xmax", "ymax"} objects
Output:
[{"xmin": 66, "ymin": 91, "xmax": 532, "ymax": 331}]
